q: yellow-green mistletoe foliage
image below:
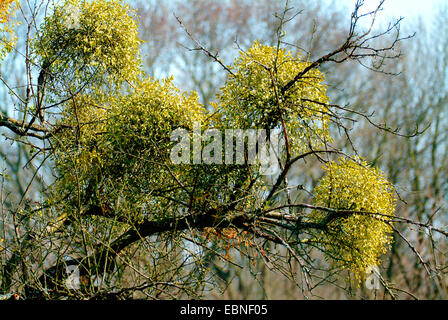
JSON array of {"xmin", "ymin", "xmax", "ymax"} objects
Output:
[
  {"xmin": 33, "ymin": 0, "xmax": 142, "ymax": 91},
  {"xmin": 51, "ymin": 77, "xmax": 205, "ymax": 222},
  {"xmin": 0, "ymin": 0, "xmax": 17, "ymax": 60},
  {"xmin": 312, "ymin": 158, "xmax": 395, "ymax": 281},
  {"xmin": 216, "ymin": 41, "xmax": 332, "ymax": 154},
  {"xmin": 0, "ymin": 0, "xmax": 15, "ymax": 22}
]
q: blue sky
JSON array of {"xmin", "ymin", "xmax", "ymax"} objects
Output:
[{"xmin": 347, "ymin": 0, "xmax": 444, "ymax": 26}]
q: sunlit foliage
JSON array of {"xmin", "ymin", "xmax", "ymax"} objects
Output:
[
  {"xmin": 51, "ymin": 77, "xmax": 206, "ymax": 223},
  {"xmin": 0, "ymin": 0, "xmax": 17, "ymax": 59},
  {"xmin": 216, "ymin": 40, "xmax": 332, "ymax": 154},
  {"xmin": 33, "ymin": 0, "xmax": 142, "ymax": 94},
  {"xmin": 312, "ymin": 158, "xmax": 395, "ymax": 281}
]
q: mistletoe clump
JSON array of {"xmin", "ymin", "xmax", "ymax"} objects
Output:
[
  {"xmin": 312, "ymin": 158, "xmax": 396, "ymax": 281},
  {"xmin": 33, "ymin": 0, "xmax": 142, "ymax": 90},
  {"xmin": 216, "ymin": 40, "xmax": 332, "ymax": 154},
  {"xmin": 52, "ymin": 77, "xmax": 205, "ymax": 223}
]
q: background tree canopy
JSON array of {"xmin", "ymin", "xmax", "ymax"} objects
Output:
[{"xmin": 0, "ymin": 0, "xmax": 446, "ymax": 300}]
